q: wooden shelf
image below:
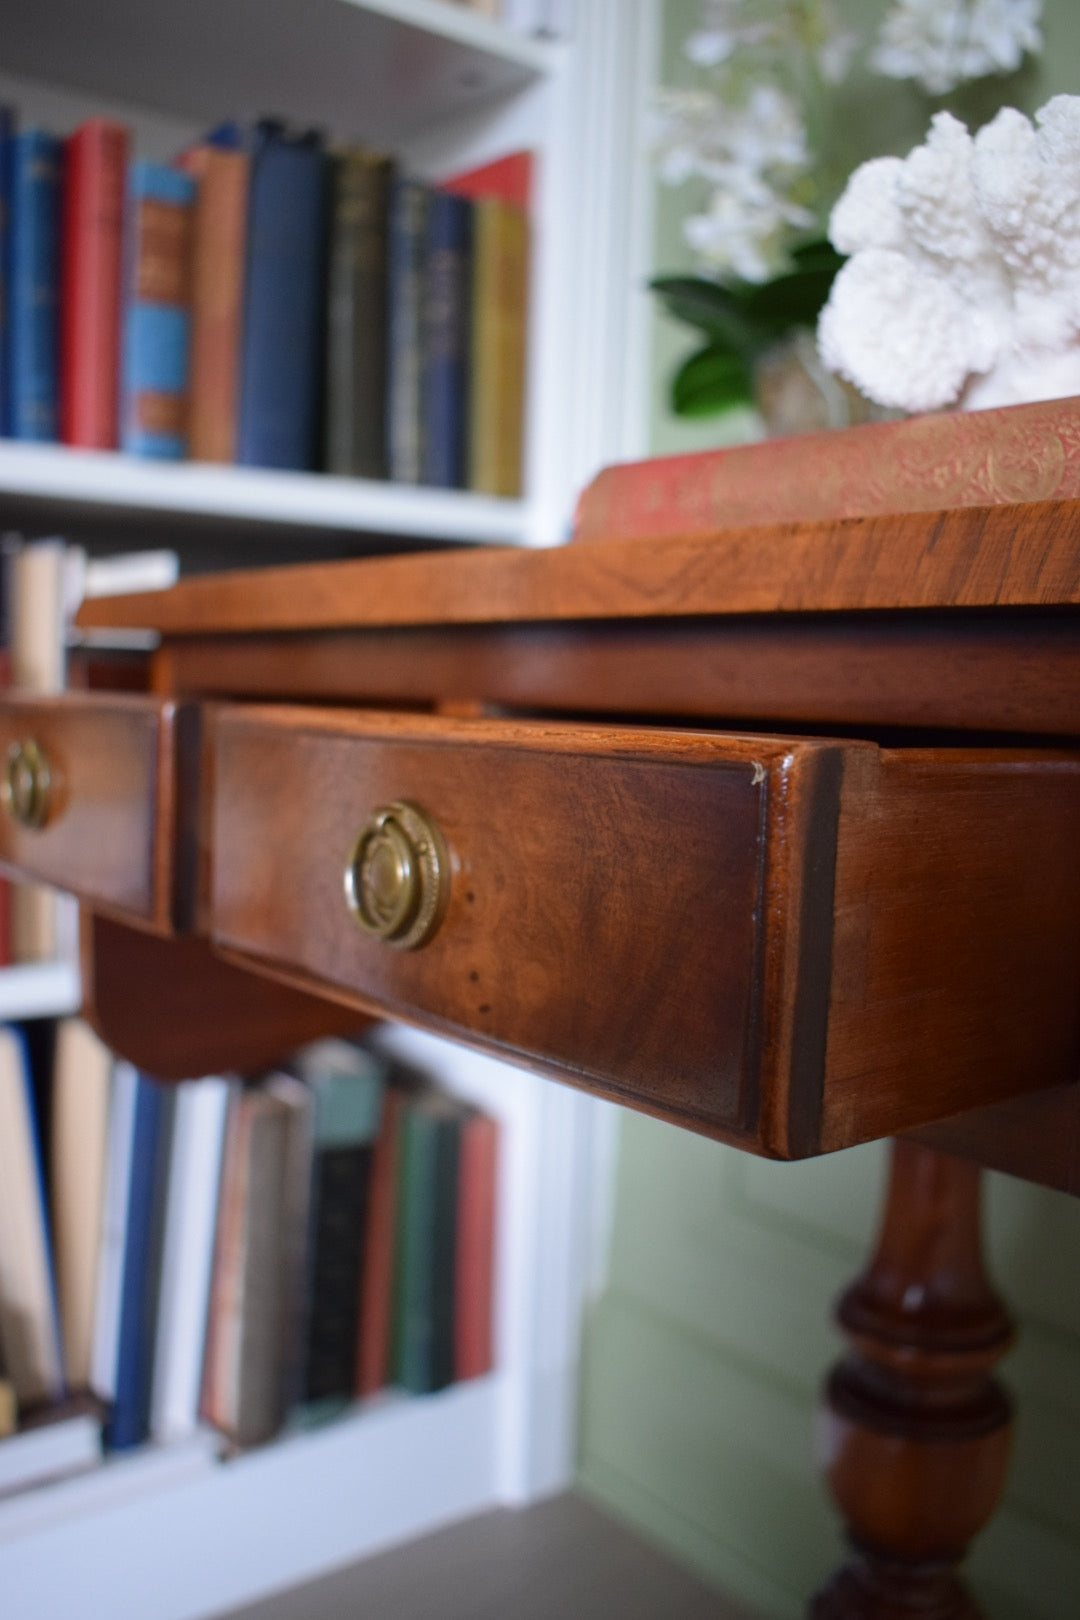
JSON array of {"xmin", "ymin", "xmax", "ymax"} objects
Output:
[
  {"xmin": 0, "ymin": 960, "xmax": 80, "ymax": 1021},
  {"xmin": 1, "ymin": 0, "xmax": 557, "ymax": 146},
  {"xmin": 0, "ymin": 444, "xmax": 535, "ymax": 549}
]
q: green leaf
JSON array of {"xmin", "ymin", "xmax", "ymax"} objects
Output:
[
  {"xmin": 671, "ymin": 345, "xmax": 755, "ymax": 418},
  {"xmin": 740, "ymin": 263, "xmax": 843, "ymax": 327},
  {"xmin": 650, "ymin": 276, "xmax": 783, "ymax": 360},
  {"xmin": 789, "ymin": 239, "xmax": 846, "ymax": 274}
]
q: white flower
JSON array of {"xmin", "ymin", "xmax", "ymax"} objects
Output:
[
  {"xmin": 872, "ymin": 0, "xmax": 1043, "ymax": 96},
  {"xmin": 818, "ymin": 94, "xmax": 1080, "ymax": 412}
]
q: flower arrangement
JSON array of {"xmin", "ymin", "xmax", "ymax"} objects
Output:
[{"xmin": 653, "ymin": 0, "xmax": 1046, "ymax": 420}]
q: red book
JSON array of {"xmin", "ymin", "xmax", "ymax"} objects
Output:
[
  {"xmin": 355, "ymin": 1088, "xmax": 404, "ymax": 1397},
  {"xmin": 454, "ymin": 1112, "xmax": 498, "ymax": 1381},
  {"xmin": 60, "ymin": 121, "xmax": 130, "ymax": 449},
  {"xmin": 440, "ymin": 150, "xmax": 532, "ymax": 211},
  {"xmin": 573, "ymin": 395, "xmax": 1080, "ymax": 543}
]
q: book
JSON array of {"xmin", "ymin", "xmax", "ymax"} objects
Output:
[
  {"xmin": 7, "ymin": 129, "xmax": 61, "ymax": 441},
  {"xmin": 468, "ymin": 197, "xmax": 528, "ymax": 497},
  {"xmin": 295, "ymin": 1041, "xmax": 385, "ymax": 1406},
  {"xmin": 176, "ymin": 143, "xmax": 249, "ymax": 463},
  {"xmin": 120, "ymin": 161, "xmax": 195, "ymax": 459},
  {"xmin": 89, "ymin": 1060, "xmax": 138, "ymax": 1403},
  {"xmin": 422, "ymin": 191, "xmax": 472, "ymax": 489},
  {"xmin": 572, "ymin": 395, "xmax": 1080, "ymax": 544},
  {"xmin": 237, "ymin": 123, "xmax": 328, "ymax": 471},
  {"xmin": 441, "ymin": 149, "xmax": 532, "ymax": 212},
  {"xmin": 50, "ymin": 1020, "xmax": 112, "ymax": 1390},
  {"xmin": 455, "ymin": 1110, "xmax": 498, "ymax": 1380},
  {"xmin": 60, "ymin": 120, "xmax": 129, "ymax": 449},
  {"xmin": 386, "ymin": 178, "xmax": 429, "ymax": 484},
  {"xmin": 150, "ymin": 1076, "xmax": 230, "ymax": 1442},
  {"xmin": 201, "ymin": 1078, "xmax": 309, "ymax": 1447},
  {"xmin": 0, "ymin": 1025, "xmax": 64, "ymax": 1407},
  {"xmin": 324, "ymin": 148, "xmax": 394, "ymax": 479},
  {"xmin": 106, "ymin": 1075, "xmax": 175, "ymax": 1450},
  {"xmin": 0, "ymin": 108, "xmax": 13, "ymax": 434},
  {"xmin": 355, "ymin": 1086, "xmax": 405, "ymax": 1397},
  {"xmin": 392, "ymin": 1093, "xmax": 462, "ymax": 1396}
]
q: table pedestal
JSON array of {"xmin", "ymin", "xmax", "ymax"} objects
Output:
[{"xmin": 811, "ymin": 1141, "xmax": 1014, "ymax": 1619}]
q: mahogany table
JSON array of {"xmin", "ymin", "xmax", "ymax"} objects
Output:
[{"xmin": 3, "ymin": 480, "xmax": 1079, "ymax": 1619}]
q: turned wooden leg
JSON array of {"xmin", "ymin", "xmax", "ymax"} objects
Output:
[{"xmin": 811, "ymin": 1140, "xmax": 1014, "ymax": 1619}]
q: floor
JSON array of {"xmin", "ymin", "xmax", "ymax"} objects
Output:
[{"xmin": 221, "ymin": 1492, "xmax": 758, "ymax": 1620}]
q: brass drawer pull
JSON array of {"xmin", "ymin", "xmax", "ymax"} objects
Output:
[
  {"xmin": 344, "ymin": 801, "xmax": 448, "ymax": 950},
  {"xmin": 3, "ymin": 739, "xmax": 53, "ymax": 829}
]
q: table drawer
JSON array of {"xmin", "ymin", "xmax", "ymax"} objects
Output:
[
  {"xmin": 0, "ymin": 693, "xmax": 193, "ymax": 933},
  {"xmin": 209, "ymin": 706, "xmax": 1080, "ymax": 1158}
]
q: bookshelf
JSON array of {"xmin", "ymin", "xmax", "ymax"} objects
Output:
[{"xmin": 0, "ymin": 2, "xmax": 659, "ymax": 1616}]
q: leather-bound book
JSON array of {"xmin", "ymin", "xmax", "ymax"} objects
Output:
[
  {"xmin": 455, "ymin": 1110, "xmax": 498, "ymax": 1381},
  {"xmin": 392, "ymin": 1093, "xmax": 461, "ymax": 1395},
  {"xmin": 60, "ymin": 120, "xmax": 129, "ymax": 449},
  {"xmin": 176, "ymin": 144, "xmax": 249, "ymax": 463},
  {"xmin": 355, "ymin": 1087, "xmax": 404, "ymax": 1397},
  {"xmin": 422, "ymin": 190, "xmax": 472, "ymax": 489},
  {"xmin": 573, "ymin": 394, "xmax": 1080, "ymax": 542},
  {"xmin": 386, "ymin": 178, "xmax": 429, "ymax": 484},
  {"xmin": 468, "ymin": 197, "xmax": 528, "ymax": 497},
  {"xmin": 120, "ymin": 162, "xmax": 195, "ymax": 459},
  {"xmin": 236, "ymin": 123, "xmax": 328, "ymax": 472},
  {"xmin": 8, "ymin": 130, "xmax": 61, "ymax": 442},
  {"xmin": 324, "ymin": 148, "xmax": 394, "ymax": 479}
]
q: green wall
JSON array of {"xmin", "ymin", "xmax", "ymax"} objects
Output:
[{"xmin": 579, "ymin": 5, "xmax": 1080, "ymax": 1615}]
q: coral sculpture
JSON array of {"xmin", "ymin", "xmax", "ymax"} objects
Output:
[{"xmin": 818, "ymin": 95, "xmax": 1080, "ymax": 413}]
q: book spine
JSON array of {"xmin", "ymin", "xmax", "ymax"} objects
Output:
[
  {"xmin": 179, "ymin": 146, "xmax": 249, "ymax": 463},
  {"xmin": 302, "ymin": 1142, "xmax": 372, "ymax": 1402},
  {"xmin": 355, "ymin": 1088, "xmax": 403, "ymax": 1397},
  {"xmin": 121, "ymin": 162, "xmax": 194, "ymax": 459},
  {"xmin": 455, "ymin": 1112, "xmax": 498, "ymax": 1380},
  {"xmin": 106, "ymin": 1077, "xmax": 174, "ymax": 1450},
  {"xmin": 0, "ymin": 108, "xmax": 14, "ymax": 436},
  {"xmin": 386, "ymin": 179, "xmax": 428, "ymax": 484},
  {"xmin": 468, "ymin": 198, "xmax": 528, "ymax": 498},
  {"xmin": 8, "ymin": 131, "xmax": 61, "ymax": 442},
  {"xmin": 237, "ymin": 127, "xmax": 328, "ymax": 471},
  {"xmin": 324, "ymin": 151, "xmax": 393, "ymax": 479},
  {"xmin": 422, "ymin": 191, "xmax": 471, "ymax": 489},
  {"xmin": 571, "ymin": 396, "xmax": 1080, "ymax": 543},
  {"xmin": 60, "ymin": 120, "xmax": 129, "ymax": 449},
  {"xmin": 394, "ymin": 1103, "xmax": 460, "ymax": 1395}
]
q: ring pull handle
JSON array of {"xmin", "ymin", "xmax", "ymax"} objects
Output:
[
  {"xmin": 344, "ymin": 801, "xmax": 449, "ymax": 950},
  {"xmin": 3, "ymin": 739, "xmax": 53, "ymax": 829}
]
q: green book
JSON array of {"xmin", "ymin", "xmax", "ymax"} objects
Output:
[{"xmin": 392, "ymin": 1094, "xmax": 461, "ymax": 1395}]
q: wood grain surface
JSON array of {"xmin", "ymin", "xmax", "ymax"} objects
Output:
[
  {"xmin": 75, "ymin": 500, "xmax": 1080, "ymax": 636},
  {"xmin": 0, "ymin": 692, "xmax": 187, "ymax": 932}
]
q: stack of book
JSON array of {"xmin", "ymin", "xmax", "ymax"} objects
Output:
[
  {"xmin": 0, "ymin": 109, "xmax": 529, "ymax": 496},
  {"xmin": 0, "ymin": 1026, "xmax": 499, "ymax": 1481}
]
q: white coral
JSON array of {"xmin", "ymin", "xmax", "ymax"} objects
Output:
[{"xmin": 818, "ymin": 95, "xmax": 1080, "ymax": 413}]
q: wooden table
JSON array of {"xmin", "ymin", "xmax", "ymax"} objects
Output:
[{"xmin": 3, "ymin": 477, "xmax": 1079, "ymax": 1618}]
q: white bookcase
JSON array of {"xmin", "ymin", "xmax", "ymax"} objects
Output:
[{"xmin": 0, "ymin": 3, "xmax": 660, "ymax": 1615}]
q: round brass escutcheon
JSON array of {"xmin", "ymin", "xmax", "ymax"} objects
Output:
[
  {"xmin": 344, "ymin": 801, "xmax": 449, "ymax": 950},
  {"xmin": 3, "ymin": 739, "xmax": 52, "ymax": 830}
]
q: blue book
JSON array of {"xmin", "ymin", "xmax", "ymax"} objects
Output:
[
  {"xmin": 120, "ymin": 161, "xmax": 194, "ymax": 459},
  {"xmin": 0, "ymin": 108, "xmax": 15, "ymax": 435},
  {"xmin": 422, "ymin": 191, "xmax": 471, "ymax": 489},
  {"xmin": 7, "ymin": 130, "xmax": 61, "ymax": 441},
  {"xmin": 106, "ymin": 1075, "xmax": 174, "ymax": 1450},
  {"xmin": 237, "ymin": 124, "xmax": 328, "ymax": 470},
  {"xmin": 386, "ymin": 179, "xmax": 428, "ymax": 484}
]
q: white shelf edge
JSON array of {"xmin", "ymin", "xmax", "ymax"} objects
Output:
[
  {"xmin": 341, "ymin": 0, "xmax": 562, "ymax": 72},
  {"xmin": 0, "ymin": 1380, "xmax": 502, "ymax": 1620},
  {"xmin": 0, "ymin": 443, "xmax": 537, "ymax": 546},
  {"xmin": 0, "ymin": 960, "xmax": 81, "ymax": 1021}
]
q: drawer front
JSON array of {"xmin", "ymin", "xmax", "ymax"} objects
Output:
[
  {"xmin": 0, "ymin": 693, "xmax": 190, "ymax": 931},
  {"xmin": 210, "ymin": 706, "xmax": 842, "ymax": 1144},
  {"xmin": 210, "ymin": 708, "xmax": 1080, "ymax": 1158}
]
